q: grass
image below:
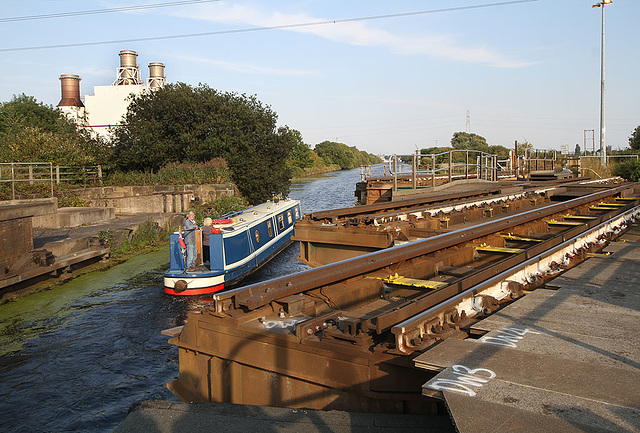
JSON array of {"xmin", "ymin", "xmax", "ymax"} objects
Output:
[{"xmin": 99, "ymin": 220, "xmax": 171, "ymax": 258}]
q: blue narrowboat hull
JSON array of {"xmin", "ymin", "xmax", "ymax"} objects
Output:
[{"xmin": 164, "ymin": 199, "xmax": 301, "ymax": 295}]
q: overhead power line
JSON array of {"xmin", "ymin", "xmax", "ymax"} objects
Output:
[
  {"xmin": 0, "ymin": 0, "xmax": 221, "ymax": 23},
  {"xmin": 0, "ymin": 0, "xmax": 538, "ymax": 53}
]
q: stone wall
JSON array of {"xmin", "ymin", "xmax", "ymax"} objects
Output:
[
  {"xmin": 0, "ymin": 198, "xmax": 56, "ymax": 271},
  {"xmin": 0, "ymin": 217, "xmax": 33, "ymax": 272},
  {"xmin": 72, "ymin": 184, "xmax": 236, "ymax": 214}
]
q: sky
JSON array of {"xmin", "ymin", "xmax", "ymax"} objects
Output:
[{"xmin": 1, "ymin": 0, "xmax": 638, "ymax": 156}]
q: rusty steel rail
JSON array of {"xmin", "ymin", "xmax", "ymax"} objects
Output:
[
  {"xmin": 214, "ymin": 184, "xmax": 633, "ymax": 312},
  {"xmin": 389, "ymin": 204, "xmax": 639, "ymax": 353},
  {"xmin": 309, "ymin": 178, "xmax": 593, "ymax": 223},
  {"xmin": 168, "ymin": 182, "xmax": 639, "ymax": 412},
  {"xmin": 294, "ymin": 180, "xmax": 613, "ymax": 268},
  {"xmin": 307, "ymin": 186, "xmax": 507, "ymax": 222}
]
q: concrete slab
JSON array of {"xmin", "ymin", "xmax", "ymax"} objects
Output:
[
  {"xmin": 414, "ymin": 226, "xmax": 640, "ymax": 433},
  {"xmin": 442, "ymin": 387, "xmax": 639, "ymax": 433},
  {"xmin": 32, "ymin": 206, "xmax": 116, "ymax": 229},
  {"xmin": 467, "ymin": 290, "xmax": 640, "ymax": 371},
  {"xmin": 0, "ymin": 198, "xmax": 57, "ymax": 220},
  {"xmin": 114, "ymin": 401, "xmax": 456, "ymax": 433},
  {"xmin": 32, "ymin": 213, "xmax": 179, "ymax": 248},
  {"xmin": 418, "ymin": 339, "xmax": 640, "ymax": 407},
  {"xmin": 419, "ymin": 339, "xmax": 640, "ymax": 433}
]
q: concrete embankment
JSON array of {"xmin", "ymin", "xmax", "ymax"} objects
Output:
[{"xmin": 0, "ymin": 183, "xmax": 235, "ymax": 300}]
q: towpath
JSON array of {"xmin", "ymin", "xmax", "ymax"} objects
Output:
[{"xmin": 33, "ymin": 212, "xmax": 178, "ymax": 248}]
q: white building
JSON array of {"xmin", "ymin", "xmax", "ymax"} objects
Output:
[
  {"xmin": 83, "ymin": 83, "xmax": 146, "ymax": 140},
  {"xmin": 57, "ymin": 50, "xmax": 166, "ymax": 141}
]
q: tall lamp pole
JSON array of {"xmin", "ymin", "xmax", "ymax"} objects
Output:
[{"xmin": 593, "ymin": 0, "xmax": 612, "ymax": 166}]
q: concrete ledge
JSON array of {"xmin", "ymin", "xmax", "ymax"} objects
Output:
[
  {"xmin": 0, "ymin": 198, "xmax": 58, "ymax": 220},
  {"xmin": 36, "ymin": 236, "xmax": 104, "ymax": 257},
  {"xmin": 0, "ymin": 246, "xmax": 109, "ymax": 292},
  {"xmin": 77, "ymin": 184, "xmax": 236, "ymax": 214},
  {"xmin": 32, "ymin": 207, "xmax": 116, "ymax": 229}
]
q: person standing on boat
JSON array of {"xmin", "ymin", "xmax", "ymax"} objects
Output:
[
  {"xmin": 184, "ymin": 211, "xmax": 197, "ymax": 271},
  {"xmin": 201, "ymin": 217, "xmax": 213, "ymax": 264}
]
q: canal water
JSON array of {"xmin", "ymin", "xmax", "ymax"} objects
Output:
[{"xmin": 0, "ymin": 167, "xmax": 365, "ymax": 433}]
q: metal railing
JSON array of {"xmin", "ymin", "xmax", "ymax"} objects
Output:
[
  {"xmin": 0, "ymin": 163, "xmax": 102, "ymax": 200},
  {"xmin": 361, "ymin": 149, "xmax": 558, "ymax": 193}
]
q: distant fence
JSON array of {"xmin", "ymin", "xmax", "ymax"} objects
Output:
[
  {"xmin": 361, "ymin": 149, "xmax": 558, "ymax": 191},
  {"xmin": 0, "ymin": 163, "xmax": 102, "ymax": 200}
]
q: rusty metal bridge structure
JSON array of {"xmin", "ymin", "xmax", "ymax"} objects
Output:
[{"xmin": 164, "ymin": 178, "xmax": 640, "ymax": 419}]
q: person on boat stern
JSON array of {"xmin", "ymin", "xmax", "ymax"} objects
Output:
[
  {"xmin": 201, "ymin": 217, "xmax": 213, "ymax": 264},
  {"xmin": 184, "ymin": 211, "xmax": 197, "ymax": 271}
]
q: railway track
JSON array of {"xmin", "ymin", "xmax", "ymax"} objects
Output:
[
  {"xmin": 166, "ymin": 181, "xmax": 640, "ymax": 413},
  {"xmin": 294, "ymin": 178, "xmax": 620, "ymax": 266}
]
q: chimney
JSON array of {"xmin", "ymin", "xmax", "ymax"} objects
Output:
[
  {"xmin": 113, "ymin": 50, "xmax": 142, "ymax": 85},
  {"xmin": 57, "ymin": 74, "xmax": 84, "ymax": 107},
  {"xmin": 147, "ymin": 62, "xmax": 166, "ymax": 89}
]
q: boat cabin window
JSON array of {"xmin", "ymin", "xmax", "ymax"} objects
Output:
[
  {"xmin": 287, "ymin": 210, "xmax": 293, "ymax": 225},
  {"xmin": 267, "ymin": 220, "xmax": 273, "ymax": 237},
  {"xmin": 278, "ymin": 214, "xmax": 285, "ymax": 230},
  {"xmin": 294, "ymin": 207, "xmax": 300, "ymax": 219}
]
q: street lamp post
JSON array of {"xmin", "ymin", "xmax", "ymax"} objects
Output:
[{"xmin": 593, "ymin": 0, "xmax": 612, "ymax": 166}]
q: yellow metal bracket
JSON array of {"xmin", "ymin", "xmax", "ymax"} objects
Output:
[
  {"xmin": 371, "ymin": 273, "xmax": 448, "ymax": 290},
  {"xmin": 546, "ymin": 219, "xmax": 583, "ymax": 226},
  {"xmin": 499, "ymin": 233, "xmax": 543, "ymax": 242},
  {"xmin": 562, "ymin": 214, "xmax": 596, "ymax": 220},
  {"xmin": 597, "ymin": 202, "xmax": 625, "ymax": 208},
  {"xmin": 475, "ymin": 243, "xmax": 524, "ymax": 254}
]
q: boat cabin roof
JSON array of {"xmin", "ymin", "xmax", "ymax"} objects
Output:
[{"xmin": 213, "ymin": 198, "xmax": 298, "ymax": 230}]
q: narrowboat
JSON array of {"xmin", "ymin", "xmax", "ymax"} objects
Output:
[{"xmin": 164, "ymin": 198, "xmax": 302, "ymax": 295}]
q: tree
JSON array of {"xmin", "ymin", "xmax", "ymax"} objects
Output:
[
  {"xmin": 574, "ymin": 144, "xmax": 581, "ymax": 156},
  {"xmin": 613, "ymin": 159, "xmax": 640, "ymax": 182},
  {"xmin": 313, "ymin": 141, "xmax": 380, "ymax": 170},
  {"xmin": 450, "ymin": 132, "xmax": 489, "ymax": 153},
  {"xmin": 111, "ymin": 83, "xmax": 296, "ymax": 204},
  {"xmin": 287, "ymin": 129, "xmax": 314, "ymax": 170},
  {"xmin": 0, "ymin": 94, "xmax": 107, "ymax": 165},
  {"xmin": 314, "ymin": 141, "xmax": 356, "ymax": 169},
  {"xmin": 488, "ymin": 145, "xmax": 510, "ymax": 156},
  {"xmin": 629, "ymin": 126, "xmax": 640, "ymax": 150},
  {"xmin": 516, "ymin": 141, "xmax": 534, "ymax": 155}
]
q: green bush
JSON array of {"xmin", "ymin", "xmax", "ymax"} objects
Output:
[
  {"xmin": 99, "ymin": 220, "xmax": 168, "ymax": 257},
  {"xmin": 0, "ymin": 94, "xmax": 109, "ymax": 166},
  {"xmin": 111, "ymin": 82, "xmax": 296, "ymax": 204},
  {"xmin": 314, "ymin": 141, "xmax": 381, "ymax": 170},
  {"xmin": 105, "ymin": 159, "xmax": 232, "ymax": 186},
  {"xmin": 131, "ymin": 220, "xmax": 163, "ymax": 249},
  {"xmin": 612, "ymin": 159, "xmax": 640, "ymax": 182}
]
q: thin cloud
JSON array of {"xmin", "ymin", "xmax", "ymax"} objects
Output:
[
  {"xmin": 170, "ymin": 2, "xmax": 535, "ymax": 68},
  {"xmin": 174, "ymin": 54, "xmax": 313, "ymax": 76}
]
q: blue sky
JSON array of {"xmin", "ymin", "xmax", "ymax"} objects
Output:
[{"xmin": 1, "ymin": 0, "xmax": 638, "ymax": 156}]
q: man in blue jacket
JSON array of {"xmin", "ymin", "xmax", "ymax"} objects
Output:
[{"xmin": 184, "ymin": 211, "xmax": 197, "ymax": 271}]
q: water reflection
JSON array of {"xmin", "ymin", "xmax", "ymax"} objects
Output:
[{"xmin": 0, "ymin": 167, "xmax": 367, "ymax": 432}]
